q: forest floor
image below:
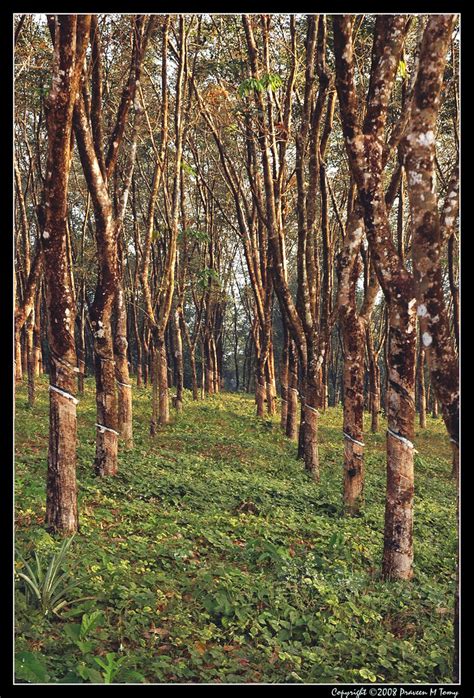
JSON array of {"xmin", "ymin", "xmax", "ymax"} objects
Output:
[{"xmin": 15, "ymin": 376, "xmax": 457, "ymax": 684}]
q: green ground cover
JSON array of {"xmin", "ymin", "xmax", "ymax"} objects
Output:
[{"xmin": 14, "ymin": 376, "xmax": 456, "ymax": 683}]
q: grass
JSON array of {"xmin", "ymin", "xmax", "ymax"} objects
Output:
[{"xmin": 14, "ymin": 375, "xmax": 457, "ymax": 684}]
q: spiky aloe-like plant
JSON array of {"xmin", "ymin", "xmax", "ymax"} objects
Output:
[{"xmin": 15, "ymin": 536, "xmax": 89, "ymax": 616}]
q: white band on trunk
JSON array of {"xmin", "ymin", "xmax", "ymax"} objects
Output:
[
  {"xmin": 95, "ymin": 423, "xmax": 119, "ymax": 436},
  {"xmin": 343, "ymin": 431, "xmax": 364, "ymax": 447},
  {"xmin": 116, "ymin": 380, "xmax": 132, "ymax": 388},
  {"xmin": 305, "ymin": 404, "xmax": 320, "ymax": 415},
  {"xmin": 49, "ymin": 384, "xmax": 79, "ymax": 405},
  {"xmin": 387, "ymin": 427, "xmax": 414, "ymax": 450}
]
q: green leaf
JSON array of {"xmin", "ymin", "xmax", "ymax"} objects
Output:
[
  {"xmin": 261, "ymin": 73, "xmax": 283, "ymax": 91},
  {"xmin": 179, "ymin": 228, "xmax": 209, "ymax": 243},
  {"xmin": 59, "ymin": 671, "xmax": 85, "ymax": 683},
  {"xmin": 359, "ymin": 667, "xmax": 377, "ymax": 682},
  {"xmin": 64, "ymin": 623, "xmax": 82, "ymax": 643},
  {"xmin": 76, "ymin": 663, "xmax": 103, "ymax": 683},
  {"xmin": 16, "ymin": 651, "xmax": 50, "ymax": 683},
  {"xmin": 181, "ymin": 160, "xmax": 196, "ymax": 177},
  {"xmin": 16, "ymin": 572, "xmax": 41, "ymax": 601},
  {"xmin": 80, "ymin": 610, "xmax": 104, "ymax": 639},
  {"xmin": 238, "ymin": 77, "xmax": 263, "ymax": 98}
]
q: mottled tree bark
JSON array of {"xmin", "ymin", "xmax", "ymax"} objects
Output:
[
  {"xmin": 15, "ymin": 247, "xmax": 43, "ymax": 384},
  {"xmin": 172, "ymin": 307, "xmax": 184, "ymax": 412},
  {"xmin": 255, "ymin": 351, "xmax": 266, "ymax": 418},
  {"xmin": 337, "ymin": 209, "xmax": 366, "ymax": 513},
  {"xmin": 367, "ymin": 325, "xmax": 381, "ymax": 433},
  {"xmin": 41, "ymin": 14, "xmax": 91, "ymax": 533},
  {"xmin": 113, "ymin": 111, "xmax": 141, "ymax": 450},
  {"xmin": 403, "ymin": 14, "xmax": 459, "ymax": 479},
  {"xmin": 334, "ymin": 14, "xmax": 416, "ymax": 579},
  {"xmin": 15, "ymin": 331, "xmax": 23, "ymax": 383},
  {"xmin": 286, "ymin": 339, "xmax": 299, "ymax": 441},
  {"xmin": 25, "ymin": 310, "xmax": 35, "ymax": 406},
  {"xmin": 265, "ymin": 350, "xmax": 277, "ymax": 416},
  {"xmin": 133, "ymin": 305, "xmax": 143, "ymax": 388},
  {"xmin": 417, "ymin": 336, "xmax": 427, "ymax": 429},
  {"xmin": 156, "ymin": 333, "xmax": 170, "ymax": 425},
  {"xmin": 280, "ymin": 327, "xmax": 289, "ymax": 430},
  {"xmin": 204, "ymin": 337, "xmax": 213, "ymax": 396},
  {"xmin": 77, "ymin": 285, "xmax": 87, "ymax": 395},
  {"xmin": 304, "ymin": 344, "xmax": 321, "ymax": 481},
  {"xmin": 211, "ymin": 336, "xmax": 220, "ymax": 394},
  {"xmin": 33, "ymin": 284, "xmax": 43, "ymax": 378},
  {"xmin": 190, "ymin": 351, "xmax": 199, "ymax": 400},
  {"xmin": 74, "ymin": 16, "xmax": 153, "ymax": 471},
  {"xmin": 114, "ymin": 282, "xmax": 133, "ymax": 448},
  {"xmin": 74, "ymin": 95, "xmax": 119, "ymax": 476}
]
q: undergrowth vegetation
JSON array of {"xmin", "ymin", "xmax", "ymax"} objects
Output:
[{"xmin": 15, "ymin": 376, "xmax": 456, "ymax": 684}]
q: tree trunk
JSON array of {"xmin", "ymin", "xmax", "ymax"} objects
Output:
[
  {"xmin": 143, "ymin": 328, "xmax": 150, "ymax": 386},
  {"xmin": 156, "ymin": 333, "xmax": 170, "ymax": 426},
  {"xmin": 33, "ymin": 285, "xmax": 42, "ymax": 378},
  {"xmin": 366, "ymin": 326, "xmax": 380, "ymax": 433},
  {"xmin": 265, "ymin": 346, "xmax": 277, "ymax": 416},
  {"xmin": 382, "ymin": 306, "xmax": 416, "ymax": 580},
  {"xmin": 42, "ymin": 14, "xmax": 91, "ymax": 533},
  {"xmin": 172, "ymin": 308, "xmax": 184, "ymax": 412},
  {"xmin": 21, "ymin": 327, "xmax": 28, "ymax": 377},
  {"xmin": 93, "ymin": 326, "xmax": 119, "ymax": 476},
  {"xmin": 15, "ymin": 246, "xmax": 44, "ymax": 384},
  {"xmin": 26, "ymin": 311, "xmax": 35, "ymax": 406},
  {"xmin": 417, "ymin": 338, "xmax": 427, "ymax": 429},
  {"xmin": 286, "ymin": 339, "xmax": 298, "ymax": 441},
  {"xmin": 132, "ymin": 300, "xmax": 143, "ymax": 388},
  {"xmin": 371, "ymin": 361, "xmax": 381, "ymax": 433},
  {"xmin": 255, "ymin": 352, "xmax": 266, "ymax": 418},
  {"xmin": 46, "ymin": 360, "xmax": 79, "ymax": 534},
  {"xmin": 77, "ymin": 288, "xmax": 86, "ymax": 395},
  {"xmin": 337, "ymin": 208, "xmax": 367, "ymax": 514},
  {"xmin": 205, "ymin": 338, "xmax": 214, "ymax": 395},
  {"xmin": 304, "ymin": 346, "xmax": 320, "ymax": 481},
  {"xmin": 333, "ymin": 14, "xmax": 416, "ymax": 579},
  {"xmin": 114, "ymin": 283, "xmax": 133, "ymax": 449},
  {"xmin": 74, "ymin": 105, "xmax": 120, "ymax": 476},
  {"xmin": 342, "ymin": 317, "xmax": 365, "ymax": 514},
  {"xmin": 15, "ymin": 329, "xmax": 23, "ymax": 383},
  {"xmin": 402, "ymin": 14, "xmax": 459, "ymax": 480},
  {"xmin": 190, "ymin": 349, "xmax": 199, "ymax": 400},
  {"xmin": 280, "ymin": 329, "xmax": 289, "ymax": 430},
  {"xmin": 200, "ymin": 340, "xmax": 205, "ymax": 399},
  {"xmin": 211, "ymin": 336, "xmax": 220, "ymax": 394}
]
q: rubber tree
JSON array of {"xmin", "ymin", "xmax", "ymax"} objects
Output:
[
  {"xmin": 74, "ymin": 15, "xmax": 154, "ymax": 473},
  {"xmin": 334, "ymin": 15, "xmax": 417, "ymax": 579},
  {"xmin": 41, "ymin": 14, "xmax": 91, "ymax": 533}
]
